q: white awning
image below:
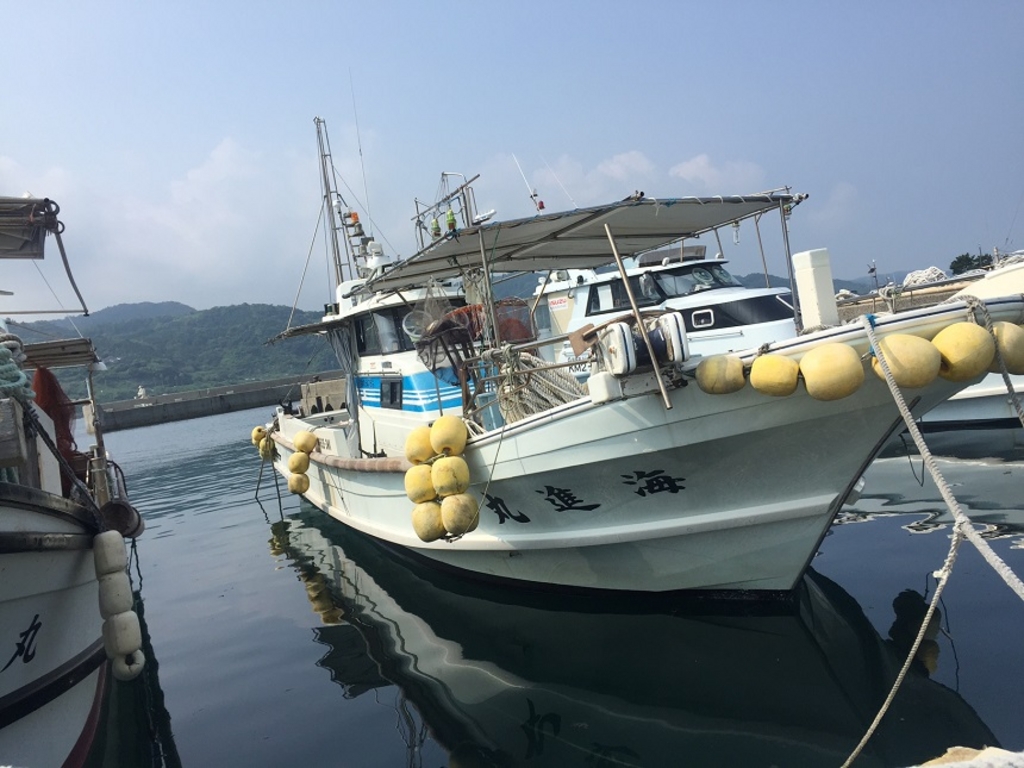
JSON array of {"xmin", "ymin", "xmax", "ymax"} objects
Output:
[{"xmin": 358, "ymin": 192, "xmax": 804, "ymax": 295}]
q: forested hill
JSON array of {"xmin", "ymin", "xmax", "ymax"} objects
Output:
[{"xmin": 11, "ymin": 303, "xmax": 336, "ymax": 403}]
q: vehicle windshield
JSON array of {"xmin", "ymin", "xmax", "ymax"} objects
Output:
[{"xmin": 652, "ymin": 263, "xmax": 742, "ymax": 298}]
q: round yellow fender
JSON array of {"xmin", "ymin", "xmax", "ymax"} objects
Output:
[
  {"xmin": 695, "ymin": 355, "xmax": 745, "ymax": 394},
  {"xmin": 404, "ymin": 464, "xmax": 436, "ymax": 503},
  {"xmin": 258, "ymin": 436, "xmax": 275, "ymax": 461},
  {"xmin": 432, "ymin": 455, "xmax": 471, "ymax": 497},
  {"xmin": 430, "ymin": 415, "xmax": 468, "ymax": 456},
  {"xmin": 870, "ymin": 334, "xmax": 942, "ymax": 388},
  {"xmin": 293, "ymin": 431, "xmax": 318, "ymax": 454},
  {"xmin": 989, "ymin": 321, "xmax": 1024, "ymax": 374},
  {"xmin": 749, "ymin": 354, "xmax": 799, "ymax": 397},
  {"xmin": 288, "ymin": 473, "xmax": 310, "ymax": 494},
  {"xmin": 287, "ymin": 451, "xmax": 310, "ymax": 474},
  {"xmin": 411, "ymin": 500, "xmax": 446, "ymax": 542},
  {"xmin": 441, "ymin": 493, "xmax": 480, "ymax": 536},
  {"xmin": 932, "ymin": 322, "xmax": 995, "ymax": 381},
  {"xmin": 404, "ymin": 425, "xmax": 434, "ymax": 465},
  {"xmin": 800, "ymin": 344, "xmax": 864, "ymax": 401},
  {"xmin": 251, "ymin": 426, "xmax": 267, "ymax": 445}
]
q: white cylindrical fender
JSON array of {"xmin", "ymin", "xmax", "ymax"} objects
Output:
[
  {"xmin": 112, "ymin": 650, "xmax": 146, "ymax": 682},
  {"xmin": 98, "ymin": 571, "xmax": 134, "ymax": 619},
  {"xmin": 103, "ymin": 611, "xmax": 143, "ymax": 658},
  {"xmin": 93, "ymin": 530, "xmax": 127, "ymax": 576}
]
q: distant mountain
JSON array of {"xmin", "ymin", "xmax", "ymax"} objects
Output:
[
  {"xmin": 84, "ymin": 301, "xmax": 196, "ymax": 325},
  {"xmin": 11, "ymin": 303, "xmax": 334, "ymax": 403}
]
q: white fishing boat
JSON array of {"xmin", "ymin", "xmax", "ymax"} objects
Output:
[
  {"xmin": 261, "ymin": 118, "xmax": 1024, "ymax": 595},
  {"xmin": 534, "ymin": 243, "xmax": 798, "ymax": 376},
  {"xmin": 0, "ymin": 196, "xmax": 146, "ymax": 766}
]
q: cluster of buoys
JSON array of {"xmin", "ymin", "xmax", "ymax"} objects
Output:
[
  {"xmin": 286, "ymin": 430, "xmax": 318, "ymax": 494},
  {"xmin": 94, "ymin": 530, "xmax": 145, "ymax": 681},
  {"xmin": 695, "ymin": 320, "xmax": 1024, "ymax": 401},
  {"xmin": 403, "ymin": 415, "xmax": 479, "ymax": 542},
  {"xmin": 252, "ymin": 425, "xmax": 275, "ymax": 461}
]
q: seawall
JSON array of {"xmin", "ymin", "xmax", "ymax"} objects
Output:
[{"xmin": 86, "ymin": 372, "xmax": 342, "ymax": 432}]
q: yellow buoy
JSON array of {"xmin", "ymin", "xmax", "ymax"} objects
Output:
[
  {"xmin": 251, "ymin": 426, "xmax": 267, "ymax": 445},
  {"xmin": 404, "ymin": 425, "xmax": 435, "ymax": 465},
  {"xmin": 800, "ymin": 343, "xmax": 865, "ymax": 401},
  {"xmin": 411, "ymin": 501, "xmax": 446, "ymax": 542},
  {"xmin": 870, "ymin": 334, "xmax": 942, "ymax": 388},
  {"xmin": 430, "ymin": 415, "xmax": 469, "ymax": 456},
  {"xmin": 431, "ymin": 455, "xmax": 470, "ymax": 497},
  {"xmin": 404, "ymin": 464, "xmax": 436, "ymax": 504},
  {"xmin": 694, "ymin": 355, "xmax": 746, "ymax": 395},
  {"xmin": 258, "ymin": 436, "xmax": 275, "ymax": 461},
  {"xmin": 749, "ymin": 354, "xmax": 799, "ymax": 397},
  {"xmin": 441, "ymin": 493, "xmax": 480, "ymax": 537},
  {"xmin": 989, "ymin": 321, "xmax": 1024, "ymax": 374},
  {"xmin": 293, "ymin": 430, "xmax": 318, "ymax": 454},
  {"xmin": 287, "ymin": 451, "xmax": 310, "ymax": 474},
  {"xmin": 288, "ymin": 473, "xmax": 310, "ymax": 494},
  {"xmin": 932, "ymin": 322, "xmax": 995, "ymax": 381}
]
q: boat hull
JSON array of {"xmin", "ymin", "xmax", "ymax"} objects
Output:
[
  {"xmin": 273, "ymin": 371, "xmax": 964, "ymax": 592},
  {"xmin": 0, "ymin": 484, "xmax": 106, "ymax": 767}
]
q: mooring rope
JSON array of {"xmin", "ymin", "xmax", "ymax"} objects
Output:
[
  {"xmin": 841, "ymin": 313, "xmax": 1024, "ymax": 768},
  {"xmin": 960, "ymin": 295, "xmax": 1024, "ymax": 427}
]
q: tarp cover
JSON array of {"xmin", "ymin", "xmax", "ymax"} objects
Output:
[
  {"xmin": 0, "ymin": 197, "xmax": 56, "ymax": 260},
  {"xmin": 358, "ymin": 192, "xmax": 802, "ymax": 295}
]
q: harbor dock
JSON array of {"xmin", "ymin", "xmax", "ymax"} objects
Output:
[{"xmin": 85, "ymin": 372, "xmax": 342, "ymax": 432}]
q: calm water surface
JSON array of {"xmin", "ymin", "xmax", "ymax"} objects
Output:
[{"xmin": 90, "ymin": 409, "xmax": 1024, "ymax": 767}]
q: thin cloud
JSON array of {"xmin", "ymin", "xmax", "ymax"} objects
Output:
[{"xmin": 669, "ymin": 154, "xmax": 767, "ymax": 195}]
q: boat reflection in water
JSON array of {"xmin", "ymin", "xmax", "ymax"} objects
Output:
[
  {"xmin": 267, "ymin": 505, "xmax": 998, "ymax": 768},
  {"xmin": 852, "ymin": 428, "xmax": 1024, "ymax": 542}
]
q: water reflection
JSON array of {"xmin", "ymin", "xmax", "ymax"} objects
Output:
[
  {"xmin": 87, "ymin": 543, "xmax": 181, "ymax": 767},
  {"xmin": 266, "ymin": 505, "xmax": 997, "ymax": 768},
  {"xmin": 843, "ymin": 428, "xmax": 1024, "ymax": 544}
]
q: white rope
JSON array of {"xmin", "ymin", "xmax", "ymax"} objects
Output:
[
  {"xmin": 960, "ymin": 295, "xmax": 1024, "ymax": 427},
  {"xmin": 842, "ymin": 314, "xmax": 1024, "ymax": 768},
  {"xmin": 496, "ymin": 350, "xmax": 586, "ymax": 424}
]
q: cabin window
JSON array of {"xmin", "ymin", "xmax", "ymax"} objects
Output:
[
  {"xmin": 355, "ymin": 314, "xmax": 382, "ymax": 355},
  {"xmin": 585, "ymin": 277, "xmax": 660, "ymax": 316},
  {"xmin": 356, "ymin": 309, "xmax": 423, "ymax": 355},
  {"xmin": 380, "ymin": 376, "xmax": 402, "ymax": 409},
  {"xmin": 692, "ymin": 309, "xmax": 715, "ymax": 328}
]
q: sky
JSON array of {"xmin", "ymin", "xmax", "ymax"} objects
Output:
[{"xmin": 2, "ymin": 1, "xmax": 1022, "ymax": 315}]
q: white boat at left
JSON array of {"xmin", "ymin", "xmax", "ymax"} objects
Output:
[
  {"xmin": 259, "ymin": 119, "xmax": 1024, "ymax": 596},
  {"xmin": 0, "ymin": 196, "xmax": 146, "ymax": 767}
]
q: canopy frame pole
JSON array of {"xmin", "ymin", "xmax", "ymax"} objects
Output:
[
  {"xmin": 778, "ymin": 201, "xmax": 802, "ymax": 331},
  {"xmin": 476, "ymin": 230, "xmax": 501, "ymax": 346},
  {"xmin": 603, "ymin": 224, "xmax": 672, "ymax": 410}
]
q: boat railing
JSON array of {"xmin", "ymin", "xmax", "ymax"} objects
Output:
[{"xmin": 459, "ymin": 335, "xmax": 590, "ymax": 430}]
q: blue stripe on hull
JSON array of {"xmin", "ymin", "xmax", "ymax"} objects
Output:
[{"xmin": 356, "ymin": 371, "xmax": 462, "ymax": 413}]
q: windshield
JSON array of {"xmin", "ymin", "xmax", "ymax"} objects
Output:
[{"xmin": 654, "ymin": 264, "xmax": 742, "ymax": 298}]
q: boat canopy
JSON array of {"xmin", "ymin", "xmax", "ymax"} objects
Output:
[
  {"xmin": 21, "ymin": 338, "xmax": 102, "ymax": 370},
  {"xmin": 357, "ymin": 192, "xmax": 805, "ymax": 296},
  {"xmin": 0, "ymin": 197, "xmax": 58, "ymax": 260}
]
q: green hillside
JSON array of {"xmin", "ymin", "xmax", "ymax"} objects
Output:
[{"xmin": 10, "ymin": 303, "xmax": 335, "ymax": 403}]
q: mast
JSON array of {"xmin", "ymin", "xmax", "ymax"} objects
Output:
[{"xmin": 315, "ymin": 117, "xmax": 348, "ymax": 287}]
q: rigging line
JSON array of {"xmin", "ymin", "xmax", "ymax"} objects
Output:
[
  {"xmin": 288, "ymin": 204, "xmax": 327, "ymax": 330},
  {"xmin": 330, "ymin": 161, "xmax": 401, "ymax": 257},
  {"xmin": 1004, "ymin": 187, "xmax": 1024, "ymax": 250},
  {"xmin": 349, "ymin": 69, "xmax": 373, "ymax": 239},
  {"xmin": 541, "ymin": 156, "xmax": 578, "ymax": 209},
  {"xmin": 29, "ymin": 261, "xmax": 84, "ymax": 337}
]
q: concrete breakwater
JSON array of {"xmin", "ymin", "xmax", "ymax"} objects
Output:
[{"xmin": 86, "ymin": 372, "xmax": 342, "ymax": 432}]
